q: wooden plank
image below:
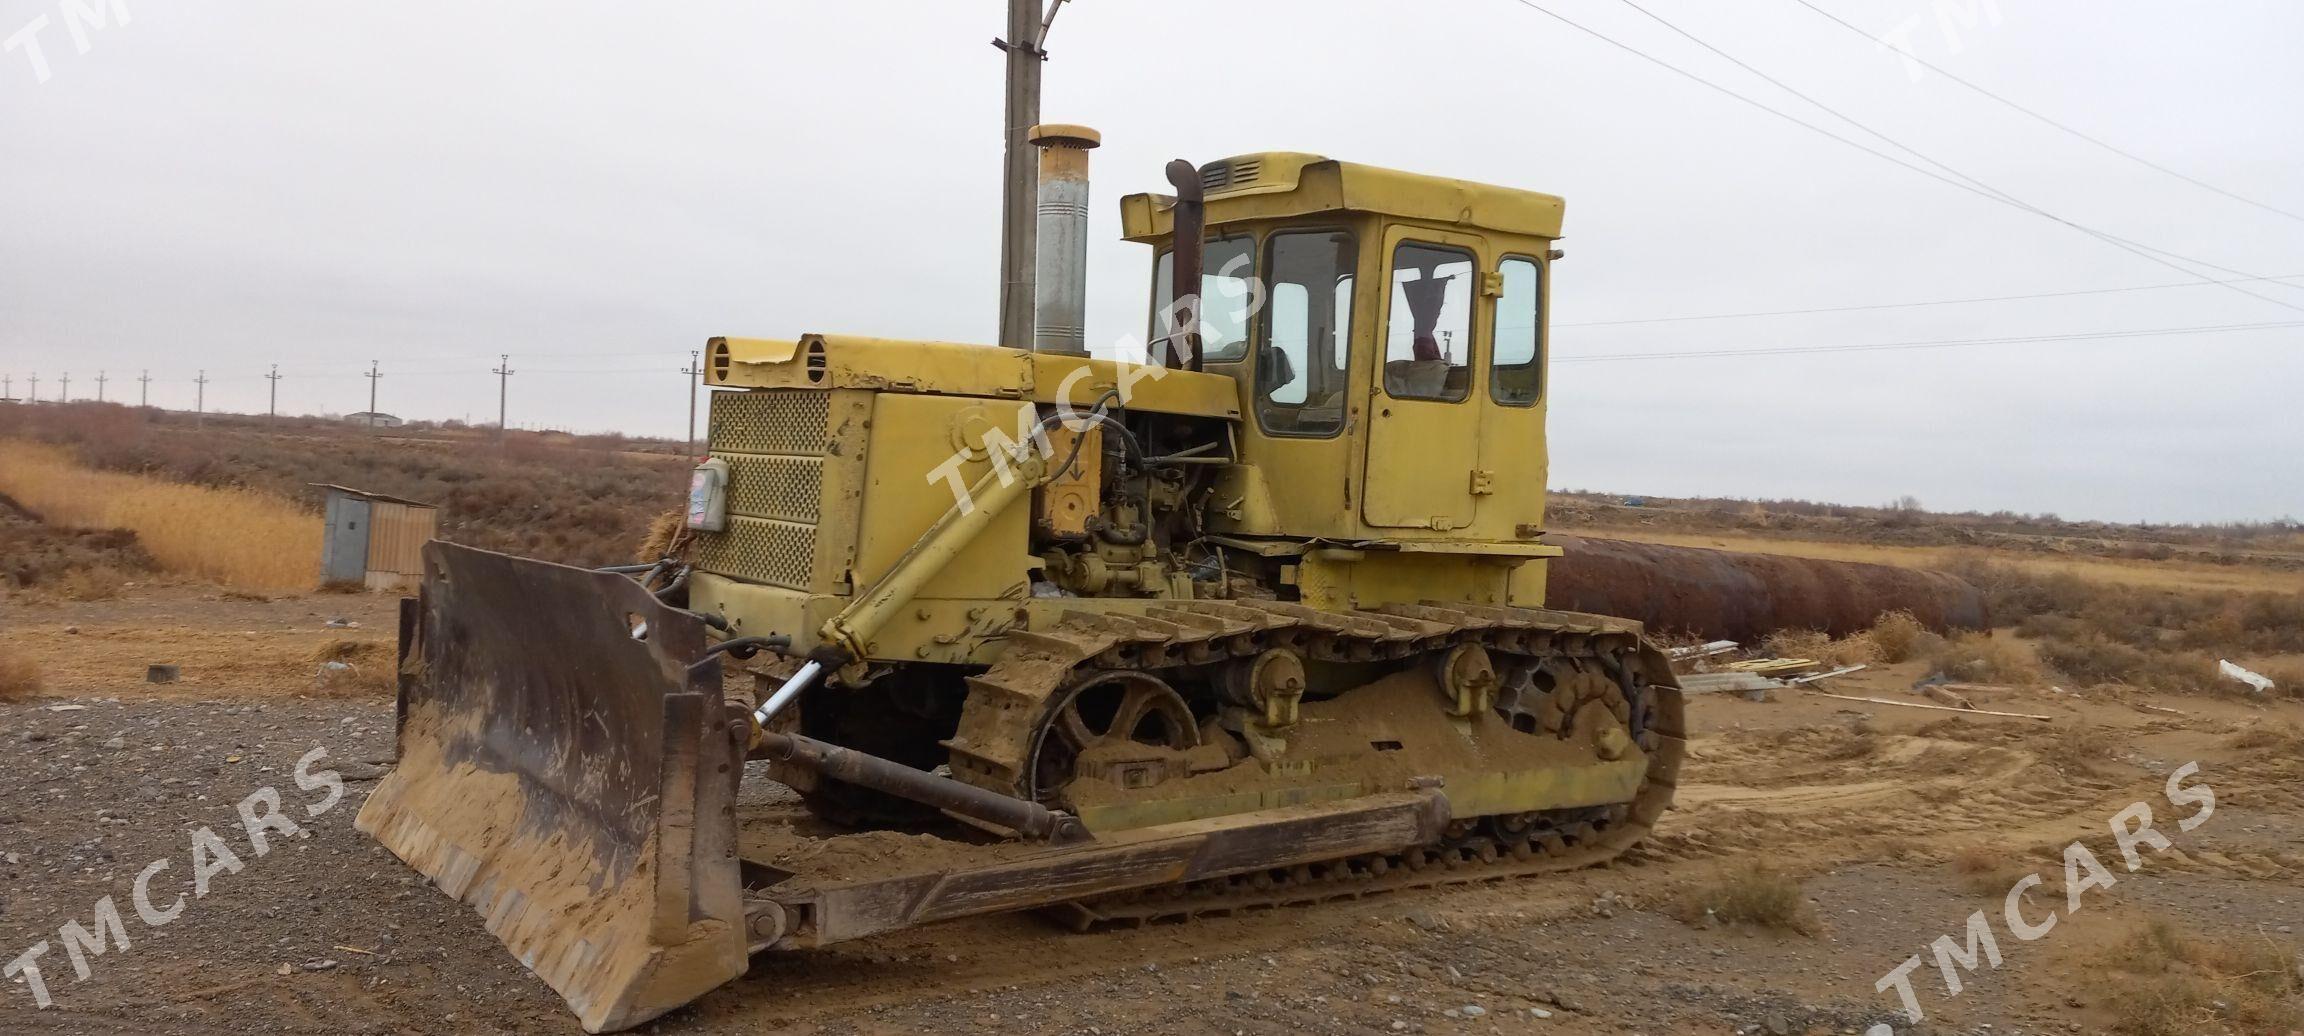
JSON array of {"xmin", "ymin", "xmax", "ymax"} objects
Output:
[{"xmin": 1809, "ymin": 691, "xmax": 2051, "ymax": 721}]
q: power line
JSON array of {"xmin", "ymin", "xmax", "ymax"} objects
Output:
[
  {"xmin": 1555, "ymin": 318, "xmax": 2302, "ymax": 363},
  {"xmin": 1793, "ymin": 0, "xmax": 2304, "ymax": 225},
  {"xmin": 1560, "ymin": 272, "xmax": 2304, "ymax": 327},
  {"xmin": 1499, "ymin": 0, "xmax": 2304, "ymax": 316}
]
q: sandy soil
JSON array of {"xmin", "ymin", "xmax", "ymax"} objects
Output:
[{"xmin": 4, "ymin": 585, "xmax": 2302, "ymax": 1035}]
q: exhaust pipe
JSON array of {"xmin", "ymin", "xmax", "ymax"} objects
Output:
[
  {"xmin": 1029, "ymin": 123, "xmax": 1100, "ymax": 355},
  {"xmin": 1161, "ymin": 158, "xmax": 1206, "ymax": 370}
]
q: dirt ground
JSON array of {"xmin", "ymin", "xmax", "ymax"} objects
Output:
[{"xmin": 5, "ymin": 585, "xmax": 2303, "ymax": 1035}]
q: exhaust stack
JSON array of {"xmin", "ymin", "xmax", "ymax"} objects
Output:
[{"xmin": 1029, "ymin": 123, "xmax": 1100, "ymax": 355}]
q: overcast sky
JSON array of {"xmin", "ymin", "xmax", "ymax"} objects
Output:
[{"xmin": 2, "ymin": 1, "xmax": 2298, "ymax": 523}]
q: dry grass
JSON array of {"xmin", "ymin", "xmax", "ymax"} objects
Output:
[
  {"xmin": 1676, "ymin": 862, "xmax": 1818, "ymax": 935},
  {"xmin": 2228, "ymin": 724, "xmax": 2304, "ymax": 752},
  {"xmin": 0, "ymin": 643, "xmax": 41, "ymax": 698},
  {"xmin": 0, "ymin": 441, "xmax": 320, "ymax": 593},
  {"xmin": 1759, "ymin": 627, "xmax": 1877, "ymax": 667},
  {"xmin": 1865, "ymin": 610, "xmax": 1929, "ymax": 663},
  {"xmin": 1948, "ymin": 844, "xmax": 2031, "ymax": 895},
  {"xmin": 635, "ymin": 509, "xmax": 694, "ymax": 564},
  {"xmin": 1923, "ymin": 630, "xmax": 2043, "ymax": 685},
  {"xmin": 309, "ymin": 638, "xmax": 395, "ymax": 695},
  {"xmin": 2095, "ymin": 917, "xmax": 2303, "ymax": 1035},
  {"xmin": 53, "ymin": 565, "xmax": 127, "ymax": 601}
]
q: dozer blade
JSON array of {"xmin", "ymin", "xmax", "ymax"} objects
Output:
[{"xmin": 357, "ymin": 542, "xmax": 748, "ymax": 1033}]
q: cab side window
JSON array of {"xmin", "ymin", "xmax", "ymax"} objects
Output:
[
  {"xmin": 1490, "ymin": 256, "xmax": 1542, "ymax": 406},
  {"xmin": 1382, "ymin": 242, "xmax": 1474, "ymax": 402},
  {"xmin": 1257, "ymin": 231, "xmax": 1356, "ymax": 437}
]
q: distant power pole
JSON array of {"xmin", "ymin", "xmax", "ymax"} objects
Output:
[
  {"xmin": 194, "ymin": 370, "xmax": 209, "ymax": 426},
  {"xmin": 491, "ymin": 354, "xmax": 515, "ymax": 440},
  {"xmin": 681, "ymin": 350, "xmax": 703, "ymax": 454},
  {"xmin": 2, "ymin": 375, "xmax": 12, "ymax": 401},
  {"xmin": 58, "ymin": 372, "xmax": 70, "ymax": 401},
  {"xmin": 94, "ymin": 371, "xmax": 107, "ymax": 403},
  {"xmin": 27, "ymin": 374, "xmax": 37, "ymax": 401},
  {"xmin": 138, "ymin": 370, "xmax": 151, "ymax": 407},
  {"xmin": 265, "ymin": 365, "xmax": 282, "ymax": 420},
  {"xmin": 364, "ymin": 361, "xmax": 382, "ymax": 429}
]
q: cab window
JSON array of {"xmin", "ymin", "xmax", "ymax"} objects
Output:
[
  {"xmin": 1382, "ymin": 242, "xmax": 1474, "ymax": 402},
  {"xmin": 1152, "ymin": 236, "xmax": 1257, "ymax": 364},
  {"xmin": 1256, "ymin": 230, "xmax": 1356, "ymax": 437},
  {"xmin": 1490, "ymin": 256, "xmax": 1542, "ymax": 406}
]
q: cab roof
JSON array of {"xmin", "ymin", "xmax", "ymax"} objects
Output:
[{"xmin": 1120, "ymin": 152, "xmax": 1566, "ymax": 242}]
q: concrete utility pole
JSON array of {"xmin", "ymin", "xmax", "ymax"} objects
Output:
[
  {"xmin": 94, "ymin": 371, "xmax": 107, "ymax": 403},
  {"xmin": 266, "ymin": 365, "xmax": 282, "ymax": 420},
  {"xmin": 58, "ymin": 372, "xmax": 70, "ymax": 400},
  {"xmin": 681, "ymin": 350, "xmax": 703, "ymax": 454},
  {"xmin": 364, "ymin": 361, "xmax": 382, "ymax": 428},
  {"xmin": 138, "ymin": 370, "xmax": 151, "ymax": 407},
  {"xmin": 194, "ymin": 370, "xmax": 208, "ymax": 426},
  {"xmin": 492, "ymin": 354, "xmax": 514, "ymax": 440},
  {"xmin": 995, "ymin": 0, "xmax": 1055, "ymax": 350}
]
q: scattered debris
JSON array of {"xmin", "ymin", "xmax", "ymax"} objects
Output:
[
  {"xmin": 1721, "ymin": 657, "xmax": 1820, "ymax": 677},
  {"xmin": 1809, "ymin": 691, "xmax": 2052, "ymax": 721},
  {"xmin": 1669, "ymin": 640, "xmax": 1740, "ymax": 662},
  {"xmin": 146, "ymin": 664, "xmax": 180, "ymax": 684},
  {"xmin": 1785, "ymin": 664, "xmax": 1866, "ymax": 685},
  {"xmin": 2219, "ymin": 659, "xmax": 2276, "ymax": 696},
  {"xmin": 324, "ymin": 617, "xmax": 360, "ymax": 629},
  {"xmin": 1919, "ymin": 685, "xmax": 1976, "ymax": 710},
  {"xmin": 44, "ymin": 703, "xmax": 87, "ymax": 712},
  {"xmin": 1680, "ymin": 672, "xmax": 1787, "ymax": 696}
]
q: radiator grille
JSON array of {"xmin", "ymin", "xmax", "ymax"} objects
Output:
[
  {"xmin": 708, "ymin": 390, "xmax": 830, "ymax": 455},
  {"xmin": 697, "ymin": 516, "xmax": 818, "ymax": 591},
  {"xmin": 696, "ymin": 390, "xmax": 836, "ymax": 591},
  {"xmin": 722, "ymin": 454, "xmax": 822, "ymax": 525}
]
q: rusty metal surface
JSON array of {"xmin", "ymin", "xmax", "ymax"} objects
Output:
[
  {"xmin": 1544, "ymin": 534, "xmax": 1987, "ymax": 641},
  {"xmin": 357, "ymin": 543, "xmax": 749, "ymax": 1033}
]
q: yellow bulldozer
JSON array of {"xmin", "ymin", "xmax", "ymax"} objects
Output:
[{"xmin": 358, "ymin": 142, "xmax": 1685, "ymax": 1031}]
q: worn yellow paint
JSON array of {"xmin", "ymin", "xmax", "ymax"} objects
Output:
[
  {"xmin": 692, "ymin": 151, "xmax": 1579, "ymax": 663},
  {"xmin": 1121, "ymin": 153, "xmax": 1566, "ymax": 242},
  {"xmin": 710, "ymin": 335, "xmax": 1239, "ymax": 420}
]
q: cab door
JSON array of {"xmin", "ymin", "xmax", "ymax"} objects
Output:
[{"xmin": 1362, "ymin": 228, "xmax": 1487, "ymax": 530}]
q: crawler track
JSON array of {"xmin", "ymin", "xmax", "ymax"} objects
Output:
[{"xmin": 941, "ymin": 600, "xmax": 1687, "ymax": 914}]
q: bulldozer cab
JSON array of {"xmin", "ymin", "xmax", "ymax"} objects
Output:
[{"xmin": 1122, "ymin": 153, "xmax": 1562, "ymax": 546}]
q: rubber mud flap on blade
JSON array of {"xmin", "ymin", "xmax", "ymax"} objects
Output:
[{"xmin": 356, "ymin": 542, "xmax": 749, "ymax": 1033}]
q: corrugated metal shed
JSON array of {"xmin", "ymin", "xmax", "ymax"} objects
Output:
[{"xmin": 312, "ymin": 484, "xmax": 439, "ymax": 592}]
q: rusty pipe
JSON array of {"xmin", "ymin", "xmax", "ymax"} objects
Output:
[
  {"xmin": 1544, "ymin": 534, "xmax": 1988, "ymax": 642},
  {"xmin": 753, "ymin": 731, "xmax": 1090, "ymax": 844},
  {"xmin": 1162, "ymin": 158, "xmax": 1206, "ymax": 371}
]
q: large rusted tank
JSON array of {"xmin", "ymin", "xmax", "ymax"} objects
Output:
[{"xmin": 1546, "ymin": 535, "xmax": 1987, "ymax": 642}]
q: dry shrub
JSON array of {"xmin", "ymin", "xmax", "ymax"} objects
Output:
[
  {"xmin": 2096, "ymin": 918, "xmax": 2303, "ymax": 1036},
  {"xmin": 1924, "ymin": 630, "xmax": 2042, "ymax": 685},
  {"xmin": 54, "ymin": 565, "xmax": 126, "ymax": 601},
  {"xmin": 1759, "ymin": 628, "xmax": 1876, "ymax": 667},
  {"xmin": 1948, "ymin": 844, "xmax": 2032, "ymax": 895},
  {"xmin": 2035, "ymin": 633, "xmax": 2218, "ymax": 693},
  {"xmin": 0, "ymin": 441, "xmax": 319, "ymax": 593},
  {"xmin": 1864, "ymin": 610, "xmax": 1929, "ymax": 664},
  {"xmin": 1676, "ymin": 862, "xmax": 1818, "ymax": 935},
  {"xmin": 635, "ymin": 508, "xmax": 694, "ymax": 564},
  {"xmin": 2228, "ymin": 724, "xmax": 2304, "ymax": 752},
  {"xmin": 1815, "ymin": 724, "xmax": 1881, "ymax": 762},
  {"xmin": 0, "ymin": 643, "xmax": 41, "ymax": 698}
]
